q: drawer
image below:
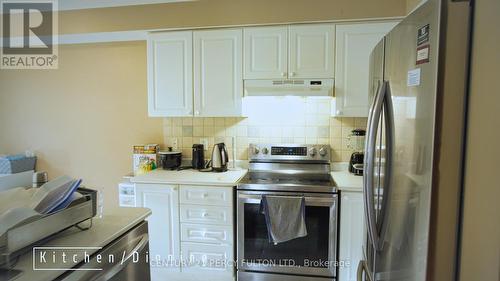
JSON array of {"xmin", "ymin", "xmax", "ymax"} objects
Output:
[
  {"xmin": 180, "ymin": 205, "xmax": 233, "ymax": 225},
  {"xmin": 180, "ymin": 242, "xmax": 234, "ymax": 273},
  {"xmin": 181, "ymin": 223, "xmax": 233, "ymax": 245},
  {"xmin": 180, "ymin": 185, "xmax": 233, "ymax": 206}
]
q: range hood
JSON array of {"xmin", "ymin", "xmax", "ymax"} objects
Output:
[{"xmin": 244, "ymin": 79, "xmax": 334, "ymax": 97}]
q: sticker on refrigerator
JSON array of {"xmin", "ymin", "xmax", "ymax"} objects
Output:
[
  {"xmin": 417, "ymin": 24, "xmax": 430, "ymax": 46},
  {"xmin": 407, "ymin": 68, "xmax": 421, "ymax": 87},
  {"xmin": 416, "ymin": 44, "xmax": 430, "ymax": 65}
]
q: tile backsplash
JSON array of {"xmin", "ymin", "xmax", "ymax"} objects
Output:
[{"xmin": 163, "ymin": 97, "xmax": 367, "ymax": 162}]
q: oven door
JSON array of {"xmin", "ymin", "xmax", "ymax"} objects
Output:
[{"xmin": 237, "ymin": 191, "xmax": 338, "ymax": 277}]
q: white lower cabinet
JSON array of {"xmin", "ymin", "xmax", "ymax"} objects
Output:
[
  {"xmin": 339, "ymin": 190, "xmax": 365, "ymax": 281},
  {"xmin": 179, "ymin": 185, "xmax": 235, "ymax": 280},
  {"xmin": 131, "ymin": 183, "xmax": 235, "ymax": 281},
  {"xmin": 134, "ymin": 184, "xmax": 181, "ymax": 280}
]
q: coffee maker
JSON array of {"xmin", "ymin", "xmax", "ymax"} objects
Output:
[
  {"xmin": 192, "ymin": 144, "xmax": 205, "ymax": 169},
  {"xmin": 348, "ymin": 129, "xmax": 366, "ymax": 176}
]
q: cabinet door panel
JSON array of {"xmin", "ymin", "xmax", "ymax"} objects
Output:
[
  {"xmin": 334, "ymin": 22, "xmax": 398, "ymax": 117},
  {"xmin": 289, "ymin": 24, "xmax": 335, "ymax": 78},
  {"xmin": 339, "ymin": 191, "xmax": 364, "ymax": 281},
  {"xmin": 194, "ymin": 29, "xmax": 243, "ymax": 117},
  {"xmin": 148, "ymin": 31, "xmax": 193, "ymax": 117},
  {"xmin": 244, "ymin": 26, "xmax": 288, "ymax": 79},
  {"xmin": 136, "ymin": 184, "xmax": 180, "ymax": 274}
]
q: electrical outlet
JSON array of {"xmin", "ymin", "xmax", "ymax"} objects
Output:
[
  {"xmin": 200, "ymin": 138, "xmax": 209, "ymax": 150},
  {"xmin": 172, "ymin": 138, "xmax": 178, "ymax": 150}
]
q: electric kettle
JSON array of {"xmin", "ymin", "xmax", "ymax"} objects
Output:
[{"xmin": 211, "ymin": 143, "xmax": 229, "ymax": 172}]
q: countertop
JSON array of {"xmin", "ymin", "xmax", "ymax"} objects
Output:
[
  {"xmin": 8, "ymin": 207, "xmax": 151, "ymax": 281},
  {"xmin": 130, "ymin": 168, "xmax": 247, "ymax": 186},
  {"xmin": 128, "ymin": 164, "xmax": 360, "ymax": 191},
  {"xmin": 331, "ymin": 170, "xmax": 363, "ymax": 192}
]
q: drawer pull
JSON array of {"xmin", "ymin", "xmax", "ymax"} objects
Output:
[
  {"xmin": 202, "ymin": 212, "xmax": 209, "ymax": 218},
  {"xmin": 204, "ymin": 232, "xmax": 221, "ymax": 238},
  {"xmin": 202, "ymin": 193, "xmax": 208, "ymax": 198}
]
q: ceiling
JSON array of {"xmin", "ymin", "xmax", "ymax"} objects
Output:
[{"xmin": 58, "ymin": 0, "xmax": 194, "ymax": 11}]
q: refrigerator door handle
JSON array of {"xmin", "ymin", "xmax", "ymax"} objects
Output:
[
  {"xmin": 363, "ymin": 80, "xmax": 386, "ymax": 251},
  {"xmin": 377, "ymin": 81, "xmax": 395, "ymax": 250},
  {"xmin": 357, "ymin": 260, "xmax": 374, "ymax": 281}
]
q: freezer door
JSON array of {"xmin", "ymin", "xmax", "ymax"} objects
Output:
[{"xmin": 374, "ymin": 0, "xmax": 441, "ymax": 280}]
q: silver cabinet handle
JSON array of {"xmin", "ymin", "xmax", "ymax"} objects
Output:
[
  {"xmin": 290, "ymin": 72, "xmax": 296, "ymax": 77},
  {"xmin": 281, "ymin": 72, "xmax": 287, "ymax": 77},
  {"xmin": 363, "ymin": 80, "xmax": 386, "ymax": 251}
]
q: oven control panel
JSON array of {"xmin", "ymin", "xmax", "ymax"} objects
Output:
[
  {"xmin": 271, "ymin": 146, "xmax": 307, "ymax": 156},
  {"xmin": 249, "ymin": 144, "xmax": 330, "ymax": 162}
]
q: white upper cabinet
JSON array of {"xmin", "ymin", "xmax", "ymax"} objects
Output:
[
  {"xmin": 333, "ymin": 22, "xmax": 398, "ymax": 117},
  {"xmin": 243, "ymin": 26, "xmax": 288, "ymax": 79},
  {"xmin": 289, "ymin": 24, "xmax": 335, "ymax": 78},
  {"xmin": 194, "ymin": 29, "xmax": 243, "ymax": 117},
  {"xmin": 148, "ymin": 31, "xmax": 193, "ymax": 117}
]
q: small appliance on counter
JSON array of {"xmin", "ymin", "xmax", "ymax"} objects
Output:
[
  {"xmin": 211, "ymin": 143, "xmax": 229, "ymax": 172},
  {"xmin": 158, "ymin": 147, "xmax": 182, "ymax": 170},
  {"xmin": 347, "ymin": 129, "xmax": 366, "ymax": 176},
  {"xmin": 192, "ymin": 144, "xmax": 205, "ymax": 169}
]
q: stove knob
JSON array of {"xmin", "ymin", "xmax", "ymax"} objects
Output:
[
  {"xmin": 252, "ymin": 146, "xmax": 260, "ymax": 154},
  {"xmin": 319, "ymin": 147, "xmax": 328, "ymax": 157},
  {"xmin": 308, "ymin": 147, "xmax": 317, "ymax": 156},
  {"xmin": 261, "ymin": 147, "xmax": 269, "ymax": 154}
]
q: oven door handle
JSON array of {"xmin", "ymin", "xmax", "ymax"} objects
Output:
[{"xmin": 238, "ymin": 193, "xmax": 336, "ymax": 205}]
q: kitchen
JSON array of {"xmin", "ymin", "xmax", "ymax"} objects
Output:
[{"xmin": 0, "ymin": 0, "xmax": 498, "ymax": 281}]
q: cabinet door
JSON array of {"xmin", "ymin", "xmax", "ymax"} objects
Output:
[
  {"xmin": 135, "ymin": 184, "xmax": 180, "ymax": 275},
  {"xmin": 289, "ymin": 24, "xmax": 335, "ymax": 78},
  {"xmin": 243, "ymin": 26, "xmax": 288, "ymax": 79},
  {"xmin": 147, "ymin": 31, "xmax": 193, "ymax": 117},
  {"xmin": 339, "ymin": 191, "xmax": 364, "ymax": 281},
  {"xmin": 194, "ymin": 29, "xmax": 243, "ymax": 117},
  {"xmin": 334, "ymin": 22, "xmax": 398, "ymax": 117}
]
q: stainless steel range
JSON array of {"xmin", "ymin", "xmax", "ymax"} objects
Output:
[{"xmin": 237, "ymin": 144, "xmax": 338, "ymax": 281}]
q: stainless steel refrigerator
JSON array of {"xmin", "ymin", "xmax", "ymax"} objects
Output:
[{"xmin": 359, "ymin": 0, "xmax": 473, "ymax": 280}]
